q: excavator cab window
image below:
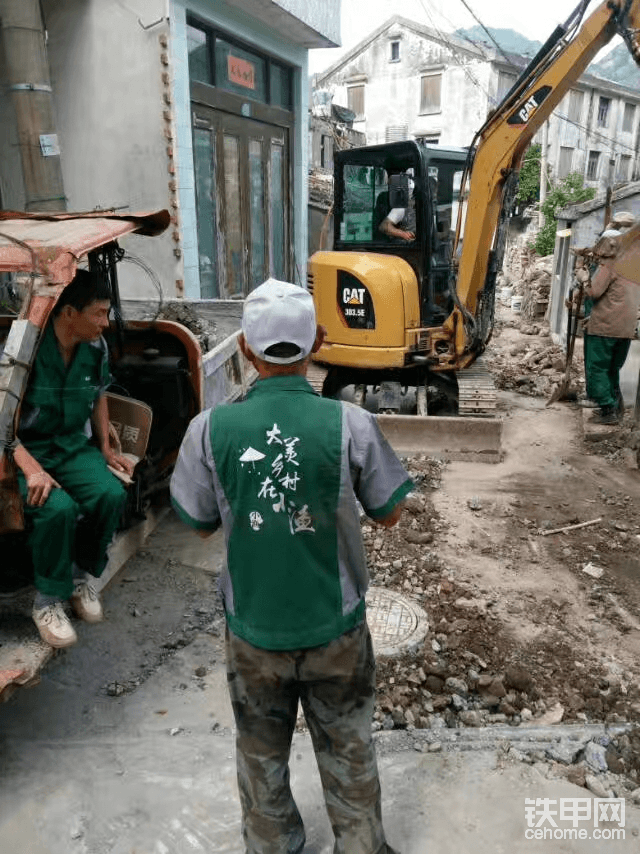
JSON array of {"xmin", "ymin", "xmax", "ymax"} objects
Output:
[{"xmin": 339, "ymin": 164, "xmax": 391, "ymax": 243}]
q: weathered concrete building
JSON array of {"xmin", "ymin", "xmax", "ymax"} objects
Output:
[
  {"xmin": 315, "ymin": 16, "xmax": 640, "ymax": 197},
  {"xmin": 0, "ymin": 0, "xmax": 341, "ymax": 301},
  {"xmin": 307, "ymin": 99, "xmax": 364, "ymax": 254}
]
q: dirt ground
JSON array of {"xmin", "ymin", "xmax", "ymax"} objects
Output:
[{"xmin": 361, "ymin": 305, "xmax": 640, "ymax": 795}]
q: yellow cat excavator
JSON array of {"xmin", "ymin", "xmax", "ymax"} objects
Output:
[{"xmin": 309, "ymin": 0, "xmax": 640, "ymax": 415}]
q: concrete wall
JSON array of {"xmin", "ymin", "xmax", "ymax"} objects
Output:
[
  {"xmin": 274, "ymin": 0, "xmax": 340, "ymax": 46},
  {"xmin": 172, "ymin": 0, "xmax": 311, "ymax": 297},
  {"xmin": 0, "ymin": 0, "xmax": 325, "ymax": 300},
  {"xmin": 548, "ymin": 188, "xmax": 640, "ymax": 406},
  {"xmin": 321, "ymin": 24, "xmax": 491, "ymax": 147},
  {"xmin": 40, "ymin": 0, "xmax": 180, "ymax": 299},
  {"xmin": 558, "ymin": 190, "xmax": 640, "ymax": 250}
]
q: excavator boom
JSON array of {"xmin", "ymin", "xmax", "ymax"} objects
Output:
[{"xmin": 453, "ymin": 0, "xmax": 640, "ymax": 356}]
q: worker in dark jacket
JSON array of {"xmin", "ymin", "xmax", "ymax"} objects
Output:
[
  {"xmin": 171, "ymin": 279, "xmax": 411, "ymax": 854},
  {"xmin": 583, "ymin": 230, "xmax": 640, "ymax": 424},
  {"xmin": 13, "ymin": 270, "xmax": 133, "ymax": 648}
]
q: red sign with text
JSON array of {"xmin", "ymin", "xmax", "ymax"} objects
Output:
[{"xmin": 228, "ymin": 55, "xmax": 255, "ymax": 90}]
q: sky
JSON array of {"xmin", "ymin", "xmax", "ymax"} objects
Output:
[{"xmin": 308, "ymin": 0, "xmax": 618, "ymax": 72}]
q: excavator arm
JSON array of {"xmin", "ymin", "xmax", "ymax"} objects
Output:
[{"xmin": 451, "ymin": 0, "xmax": 640, "ymax": 358}]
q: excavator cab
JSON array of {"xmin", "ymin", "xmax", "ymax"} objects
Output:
[
  {"xmin": 309, "ymin": 141, "xmax": 468, "ymax": 404},
  {"xmin": 331, "ymin": 141, "xmax": 467, "ymax": 328}
]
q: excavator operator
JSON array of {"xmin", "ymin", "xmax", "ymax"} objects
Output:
[{"xmin": 378, "ymin": 170, "xmax": 416, "ymax": 242}]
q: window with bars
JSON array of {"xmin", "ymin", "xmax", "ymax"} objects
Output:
[
  {"xmin": 622, "ymin": 103, "xmax": 636, "ymax": 134},
  {"xmin": 420, "ymin": 73, "xmax": 442, "ymax": 114},
  {"xmin": 348, "ymin": 85, "xmax": 365, "ymax": 120},
  {"xmin": 597, "ymin": 96, "xmax": 610, "ymax": 128},
  {"xmin": 390, "ymin": 40, "xmax": 400, "ymax": 62},
  {"xmin": 567, "ymin": 89, "xmax": 583, "ymax": 123},
  {"xmin": 558, "ymin": 146, "xmax": 574, "ymax": 179},
  {"xmin": 586, "ymin": 150, "xmax": 600, "ymax": 181},
  {"xmin": 385, "ymin": 125, "xmax": 408, "ymax": 142}
]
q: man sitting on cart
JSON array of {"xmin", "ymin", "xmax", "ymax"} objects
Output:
[{"xmin": 13, "ymin": 269, "xmax": 133, "ymax": 648}]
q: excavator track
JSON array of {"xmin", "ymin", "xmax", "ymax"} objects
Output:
[
  {"xmin": 456, "ymin": 357, "xmax": 498, "ymax": 417},
  {"xmin": 306, "ymin": 362, "xmax": 501, "ymax": 459},
  {"xmin": 307, "ymin": 363, "xmax": 329, "ymax": 395}
]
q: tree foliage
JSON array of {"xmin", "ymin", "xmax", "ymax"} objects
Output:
[
  {"xmin": 516, "ymin": 144, "xmax": 542, "ymax": 205},
  {"xmin": 534, "ymin": 172, "xmax": 596, "ymax": 256}
]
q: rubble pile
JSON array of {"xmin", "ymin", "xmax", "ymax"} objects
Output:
[
  {"xmin": 503, "ymin": 240, "xmax": 530, "ymax": 291},
  {"xmin": 499, "ymin": 728, "xmax": 640, "ymax": 804},
  {"xmin": 519, "ymin": 255, "xmax": 553, "ymax": 323},
  {"xmin": 487, "ymin": 318, "xmax": 582, "ymax": 398},
  {"xmin": 156, "ymin": 301, "xmax": 217, "ymax": 353},
  {"xmin": 586, "ymin": 423, "xmax": 640, "ymax": 469},
  {"xmin": 360, "ymin": 455, "xmax": 640, "ymax": 799}
]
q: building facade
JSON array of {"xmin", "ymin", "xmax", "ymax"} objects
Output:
[
  {"xmin": 307, "ymin": 102, "xmax": 365, "ymax": 254},
  {"xmin": 0, "ymin": 0, "xmax": 340, "ymax": 300},
  {"xmin": 315, "ymin": 16, "xmax": 640, "ymax": 197}
]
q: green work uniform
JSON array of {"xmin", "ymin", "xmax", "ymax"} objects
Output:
[
  {"xmin": 170, "ymin": 375, "xmax": 409, "ymax": 854},
  {"xmin": 16, "ymin": 323, "xmax": 125, "ymax": 599},
  {"xmin": 584, "ymin": 334, "xmax": 630, "ymax": 408}
]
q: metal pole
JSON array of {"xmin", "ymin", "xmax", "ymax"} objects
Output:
[
  {"xmin": 0, "ymin": 0, "xmax": 66, "ymax": 211},
  {"xmin": 538, "ymin": 121, "xmax": 548, "ymax": 229},
  {"xmin": 604, "ymin": 186, "xmax": 613, "ymax": 229}
]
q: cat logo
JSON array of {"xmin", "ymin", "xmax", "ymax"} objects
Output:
[
  {"xmin": 507, "ymin": 85, "xmax": 552, "ymax": 126},
  {"xmin": 343, "ymin": 287, "xmax": 365, "ymax": 305}
]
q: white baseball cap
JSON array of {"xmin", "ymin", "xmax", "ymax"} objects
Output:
[{"xmin": 242, "ymin": 278, "xmax": 317, "ymax": 365}]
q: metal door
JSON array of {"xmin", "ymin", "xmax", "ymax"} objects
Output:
[{"xmin": 192, "ymin": 107, "xmax": 289, "ymax": 298}]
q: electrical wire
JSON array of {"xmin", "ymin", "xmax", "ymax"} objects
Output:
[
  {"xmin": 119, "ymin": 253, "xmax": 164, "ymax": 321},
  {"xmin": 554, "ymin": 108, "xmax": 639, "ymax": 154},
  {"xmin": 456, "ymin": 0, "xmax": 515, "ymax": 67},
  {"xmin": 416, "ymin": 0, "xmax": 494, "ymax": 102}
]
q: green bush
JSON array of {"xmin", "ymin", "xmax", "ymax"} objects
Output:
[
  {"xmin": 533, "ymin": 172, "xmax": 595, "ymax": 256},
  {"xmin": 516, "ymin": 144, "xmax": 541, "ymax": 206}
]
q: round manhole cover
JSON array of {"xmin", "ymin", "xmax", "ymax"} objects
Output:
[{"xmin": 366, "ymin": 587, "xmax": 429, "ymax": 657}]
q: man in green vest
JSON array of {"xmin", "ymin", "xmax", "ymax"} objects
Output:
[
  {"xmin": 171, "ymin": 279, "xmax": 411, "ymax": 854},
  {"xmin": 13, "ymin": 270, "xmax": 133, "ymax": 649}
]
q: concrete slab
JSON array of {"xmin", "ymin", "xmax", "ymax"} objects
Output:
[
  {"xmin": 378, "ymin": 414, "xmax": 503, "ymax": 461},
  {"xmin": 2, "ymin": 722, "xmax": 638, "ymax": 853},
  {"xmin": 620, "ymin": 339, "xmax": 640, "ymax": 407},
  {"xmin": 141, "ymin": 510, "xmax": 225, "ymax": 573},
  {"xmin": 0, "ymin": 504, "xmax": 171, "ymax": 703}
]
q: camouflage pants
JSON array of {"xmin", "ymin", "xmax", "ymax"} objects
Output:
[{"xmin": 225, "ymin": 620, "xmax": 397, "ymax": 854}]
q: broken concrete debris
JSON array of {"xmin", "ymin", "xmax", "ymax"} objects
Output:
[{"xmin": 582, "ymin": 562, "xmax": 605, "ymax": 579}]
